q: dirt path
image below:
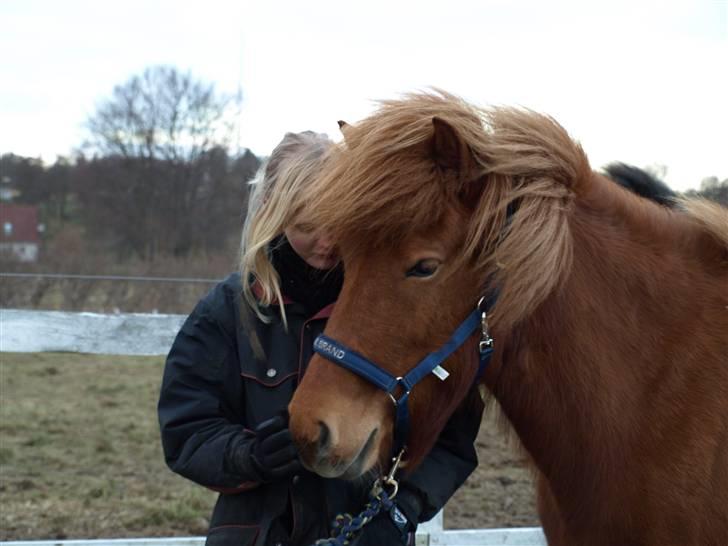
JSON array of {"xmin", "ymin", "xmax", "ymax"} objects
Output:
[{"xmin": 446, "ymin": 410, "xmax": 540, "ymax": 529}]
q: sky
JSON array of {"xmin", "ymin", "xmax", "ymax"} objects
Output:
[{"xmin": 1, "ymin": 0, "xmax": 726, "ymax": 191}]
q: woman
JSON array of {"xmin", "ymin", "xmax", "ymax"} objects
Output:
[{"xmin": 158, "ymin": 131, "xmax": 484, "ymax": 546}]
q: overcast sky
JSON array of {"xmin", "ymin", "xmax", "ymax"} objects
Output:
[{"xmin": 1, "ymin": 0, "xmax": 726, "ymax": 191}]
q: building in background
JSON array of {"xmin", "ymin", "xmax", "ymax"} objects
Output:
[{"xmin": 0, "ymin": 204, "xmax": 41, "ymax": 262}]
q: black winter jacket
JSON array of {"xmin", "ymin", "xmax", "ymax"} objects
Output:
[{"xmin": 158, "ymin": 273, "xmax": 483, "ymax": 546}]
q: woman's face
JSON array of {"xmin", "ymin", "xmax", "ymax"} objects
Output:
[{"xmin": 284, "ymin": 223, "xmax": 339, "ymax": 270}]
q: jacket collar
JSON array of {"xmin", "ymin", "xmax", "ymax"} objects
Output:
[
  {"xmin": 251, "ymin": 279, "xmax": 335, "ymax": 319},
  {"xmin": 251, "ymin": 279, "xmax": 294, "ymax": 305}
]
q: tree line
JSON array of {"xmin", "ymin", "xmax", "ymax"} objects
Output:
[
  {"xmin": 685, "ymin": 176, "xmax": 728, "ymax": 206},
  {"xmin": 2, "ymin": 66, "xmax": 260, "ymax": 267},
  {"xmin": 2, "ymin": 65, "xmax": 726, "ymax": 270}
]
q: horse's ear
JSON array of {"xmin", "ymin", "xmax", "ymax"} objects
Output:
[
  {"xmin": 430, "ymin": 117, "xmax": 472, "ymax": 174},
  {"xmin": 337, "ymin": 120, "xmax": 352, "ymax": 139},
  {"xmin": 430, "ymin": 117, "xmax": 483, "ymax": 206}
]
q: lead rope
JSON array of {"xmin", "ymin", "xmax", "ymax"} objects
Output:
[{"xmin": 311, "ymin": 450, "xmax": 405, "ymax": 546}]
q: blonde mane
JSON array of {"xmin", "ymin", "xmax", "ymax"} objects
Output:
[
  {"xmin": 308, "ymin": 90, "xmax": 592, "ymax": 330},
  {"xmin": 678, "ymin": 196, "xmax": 728, "ymax": 247}
]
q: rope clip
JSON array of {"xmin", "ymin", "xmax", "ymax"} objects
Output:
[
  {"xmin": 375, "ymin": 448, "xmax": 405, "ymax": 499},
  {"xmin": 477, "ymin": 296, "xmax": 494, "ymax": 353}
]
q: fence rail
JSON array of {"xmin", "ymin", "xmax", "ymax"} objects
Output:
[
  {"xmin": 0, "ymin": 309, "xmax": 546, "ymax": 546},
  {"xmin": 0, "ymin": 309, "xmax": 185, "ymax": 355},
  {"xmin": 0, "ymin": 528, "xmax": 547, "ymax": 546},
  {"xmin": 0, "ymin": 272, "xmax": 219, "ymax": 283}
]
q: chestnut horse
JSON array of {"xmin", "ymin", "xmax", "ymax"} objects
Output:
[{"xmin": 288, "ymin": 91, "xmax": 728, "ymax": 545}]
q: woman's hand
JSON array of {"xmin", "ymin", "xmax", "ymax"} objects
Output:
[{"xmin": 249, "ymin": 414, "xmax": 302, "ymax": 482}]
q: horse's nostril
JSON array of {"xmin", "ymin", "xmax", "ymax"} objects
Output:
[{"xmin": 317, "ymin": 421, "xmax": 331, "ymax": 453}]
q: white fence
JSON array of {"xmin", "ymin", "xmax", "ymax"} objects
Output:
[
  {"xmin": 0, "ymin": 309, "xmax": 186, "ymax": 355},
  {"xmin": 0, "ymin": 309, "xmax": 546, "ymax": 546},
  {"xmin": 1, "ymin": 527, "xmax": 547, "ymax": 546}
]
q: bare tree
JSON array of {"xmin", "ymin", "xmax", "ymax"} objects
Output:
[
  {"xmin": 80, "ymin": 66, "xmax": 253, "ymax": 260},
  {"xmin": 86, "ymin": 65, "xmax": 236, "ymax": 162}
]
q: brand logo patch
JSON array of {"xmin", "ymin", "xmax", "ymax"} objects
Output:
[
  {"xmin": 392, "ymin": 505, "xmax": 408, "ymax": 526},
  {"xmin": 314, "ymin": 338, "xmax": 346, "ymax": 360}
]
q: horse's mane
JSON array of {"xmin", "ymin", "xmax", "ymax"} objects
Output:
[
  {"xmin": 679, "ymin": 197, "xmax": 728, "ymax": 247},
  {"xmin": 308, "ymin": 90, "xmax": 591, "ymax": 330},
  {"xmin": 309, "ymin": 90, "xmax": 726, "ymax": 331},
  {"xmin": 601, "ymin": 163, "xmax": 728, "ymax": 251}
]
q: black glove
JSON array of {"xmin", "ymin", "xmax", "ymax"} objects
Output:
[
  {"xmin": 250, "ymin": 414, "xmax": 302, "ymax": 481},
  {"xmin": 226, "ymin": 414, "xmax": 302, "ymax": 483},
  {"xmin": 355, "ymin": 489, "xmax": 422, "ymax": 546}
]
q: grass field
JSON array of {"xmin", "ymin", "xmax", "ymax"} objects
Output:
[
  {"xmin": 0, "ymin": 352, "xmax": 537, "ymax": 540},
  {"xmin": 0, "ymin": 352, "xmax": 215, "ymax": 540}
]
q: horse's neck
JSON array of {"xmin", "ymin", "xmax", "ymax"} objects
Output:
[{"xmin": 490, "ymin": 174, "xmax": 721, "ymax": 502}]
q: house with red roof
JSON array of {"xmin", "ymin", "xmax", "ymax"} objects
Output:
[{"xmin": 0, "ymin": 204, "xmax": 41, "ymax": 262}]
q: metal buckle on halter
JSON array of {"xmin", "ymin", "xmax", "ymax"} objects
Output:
[{"xmin": 477, "ymin": 296, "xmax": 494, "ymax": 353}]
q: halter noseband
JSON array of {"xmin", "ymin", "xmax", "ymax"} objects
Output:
[{"xmin": 312, "ymin": 294, "xmax": 496, "ymax": 459}]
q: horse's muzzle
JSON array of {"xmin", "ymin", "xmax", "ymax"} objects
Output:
[{"xmin": 295, "ymin": 422, "xmax": 379, "ymax": 479}]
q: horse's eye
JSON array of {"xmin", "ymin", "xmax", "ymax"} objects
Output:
[{"xmin": 406, "ymin": 258, "xmax": 440, "ymax": 278}]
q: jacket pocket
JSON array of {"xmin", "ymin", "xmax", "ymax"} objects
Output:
[
  {"xmin": 206, "ymin": 524, "xmax": 260, "ymax": 546},
  {"xmin": 240, "ymin": 359, "xmax": 298, "ymax": 427}
]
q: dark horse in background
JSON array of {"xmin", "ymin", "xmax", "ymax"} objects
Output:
[
  {"xmin": 288, "ymin": 91, "xmax": 728, "ymax": 545},
  {"xmin": 605, "ymin": 162, "xmax": 676, "ymax": 207}
]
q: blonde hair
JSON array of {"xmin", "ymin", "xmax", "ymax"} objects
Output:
[{"xmin": 240, "ymin": 131, "xmax": 333, "ymax": 326}]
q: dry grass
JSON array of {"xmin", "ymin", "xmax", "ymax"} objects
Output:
[
  {"xmin": 0, "ymin": 352, "xmax": 538, "ymax": 540},
  {"xmin": 0, "ymin": 352, "xmax": 215, "ymax": 540}
]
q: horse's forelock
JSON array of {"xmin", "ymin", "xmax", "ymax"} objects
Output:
[
  {"xmin": 307, "ymin": 124, "xmax": 447, "ymax": 248},
  {"xmin": 309, "ymin": 90, "xmax": 590, "ymax": 329}
]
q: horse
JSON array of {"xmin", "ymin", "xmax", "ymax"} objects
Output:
[
  {"xmin": 604, "ymin": 162, "xmax": 677, "ymax": 207},
  {"xmin": 287, "ymin": 90, "xmax": 728, "ymax": 545}
]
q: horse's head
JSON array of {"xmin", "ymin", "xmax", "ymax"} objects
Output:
[{"xmin": 289, "ymin": 91, "xmax": 584, "ymax": 478}]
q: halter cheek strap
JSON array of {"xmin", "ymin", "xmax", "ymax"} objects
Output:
[{"xmin": 312, "ymin": 297, "xmax": 495, "ymax": 457}]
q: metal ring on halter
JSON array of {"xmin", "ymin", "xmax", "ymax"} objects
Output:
[{"xmin": 387, "ymin": 377, "xmax": 409, "ymax": 406}]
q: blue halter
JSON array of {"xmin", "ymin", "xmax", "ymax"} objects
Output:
[{"xmin": 312, "ymin": 296, "xmax": 495, "ymax": 457}]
